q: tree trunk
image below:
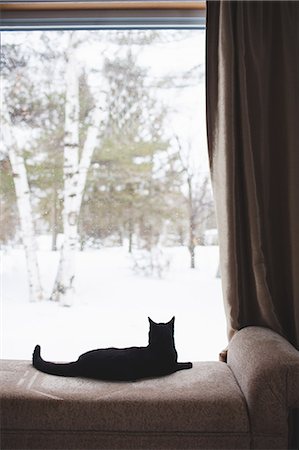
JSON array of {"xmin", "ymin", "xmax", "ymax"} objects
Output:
[
  {"xmin": 187, "ymin": 176, "xmax": 196, "ymax": 269},
  {"xmin": 128, "ymin": 204, "xmax": 134, "ymax": 253},
  {"xmin": 189, "ymin": 240, "xmax": 196, "ymax": 269},
  {"xmin": 50, "ymin": 36, "xmax": 106, "ymax": 305},
  {"xmin": 50, "ymin": 36, "xmax": 80, "ymax": 305},
  {"xmin": 51, "ymin": 187, "xmax": 58, "ymax": 251},
  {"xmin": 2, "ymin": 123, "xmax": 44, "ymax": 302},
  {"xmin": 75, "ymin": 106, "xmax": 104, "ymax": 213}
]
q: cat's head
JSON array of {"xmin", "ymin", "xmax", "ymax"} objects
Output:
[{"xmin": 148, "ymin": 317, "xmax": 175, "ymax": 348}]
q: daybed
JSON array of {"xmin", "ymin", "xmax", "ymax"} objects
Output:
[{"xmin": 1, "ymin": 326, "xmax": 299, "ymax": 449}]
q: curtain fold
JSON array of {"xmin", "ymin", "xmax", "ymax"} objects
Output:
[
  {"xmin": 206, "ymin": 0, "xmax": 299, "ymax": 348},
  {"xmin": 206, "ymin": 5, "xmax": 299, "ymax": 441}
]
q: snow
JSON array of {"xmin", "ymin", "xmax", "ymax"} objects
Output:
[
  {"xmin": 1, "ymin": 245, "xmax": 227, "ymax": 363},
  {"xmin": 1, "ymin": 30, "xmax": 225, "ymax": 364}
]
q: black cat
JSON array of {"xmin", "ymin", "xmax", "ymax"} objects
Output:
[{"xmin": 32, "ymin": 317, "xmax": 192, "ymax": 381}]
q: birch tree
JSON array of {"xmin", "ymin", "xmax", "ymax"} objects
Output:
[
  {"xmin": 50, "ymin": 34, "xmax": 106, "ymax": 305},
  {"xmin": 1, "ymin": 43, "xmax": 45, "ymax": 302},
  {"xmin": 1, "ymin": 114, "xmax": 44, "ymax": 302}
]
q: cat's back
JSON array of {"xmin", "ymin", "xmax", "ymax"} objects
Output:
[
  {"xmin": 77, "ymin": 346, "xmax": 151, "ymax": 380},
  {"xmin": 79, "ymin": 345, "xmax": 148, "ymax": 362}
]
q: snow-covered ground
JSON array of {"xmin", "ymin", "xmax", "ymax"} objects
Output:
[{"xmin": 0, "ymin": 245, "xmax": 227, "ymax": 362}]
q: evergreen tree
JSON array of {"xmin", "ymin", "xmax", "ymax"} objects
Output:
[{"xmin": 81, "ymin": 50, "xmax": 175, "ymax": 253}]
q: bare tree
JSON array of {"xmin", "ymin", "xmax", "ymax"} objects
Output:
[{"xmin": 174, "ymin": 135, "xmax": 215, "ymax": 269}]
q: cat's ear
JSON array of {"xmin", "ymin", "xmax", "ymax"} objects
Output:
[
  {"xmin": 148, "ymin": 317, "xmax": 154, "ymax": 326},
  {"xmin": 169, "ymin": 317, "xmax": 175, "ymax": 330}
]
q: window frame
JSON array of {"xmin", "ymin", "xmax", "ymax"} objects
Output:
[
  {"xmin": 1, "ymin": 2, "xmax": 221, "ymax": 362},
  {"xmin": 0, "ymin": 1, "xmax": 206, "ymax": 30}
]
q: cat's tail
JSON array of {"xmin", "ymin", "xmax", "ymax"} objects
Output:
[
  {"xmin": 32, "ymin": 345, "xmax": 79, "ymax": 377},
  {"xmin": 176, "ymin": 362, "xmax": 193, "ymax": 371}
]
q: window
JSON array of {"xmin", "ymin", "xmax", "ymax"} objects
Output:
[{"xmin": 0, "ymin": 2, "xmax": 226, "ymax": 363}]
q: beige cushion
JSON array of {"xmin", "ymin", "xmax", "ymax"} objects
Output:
[
  {"xmin": 1, "ymin": 359, "xmax": 250, "ymax": 449},
  {"xmin": 227, "ymin": 326, "xmax": 299, "ymax": 449}
]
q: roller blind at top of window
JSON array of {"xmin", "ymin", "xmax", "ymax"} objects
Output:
[{"xmin": 0, "ymin": 1, "xmax": 206, "ymax": 30}]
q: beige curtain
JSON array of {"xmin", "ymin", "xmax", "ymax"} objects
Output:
[{"xmin": 206, "ymin": 1, "xmax": 299, "ymax": 349}]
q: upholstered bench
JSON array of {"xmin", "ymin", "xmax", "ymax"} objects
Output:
[{"xmin": 1, "ymin": 327, "xmax": 299, "ymax": 450}]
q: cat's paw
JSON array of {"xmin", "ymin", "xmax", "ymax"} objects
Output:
[{"xmin": 177, "ymin": 362, "xmax": 193, "ymax": 370}]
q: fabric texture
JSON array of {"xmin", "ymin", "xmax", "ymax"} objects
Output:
[
  {"xmin": 227, "ymin": 326, "xmax": 299, "ymax": 449},
  {"xmin": 0, "ymin": 360, "xmax": 250, "ymax": 449},
  {"xmin": 206, "ymin": 4, "xmax": 299, "ymax": 445},
  {"xmin": 206, "ymin": 0, "xmax": 299, "ymax": 350},
  {"xmin": 2, "ymin": 327, "xmax": 299, "ymax": 449}
]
